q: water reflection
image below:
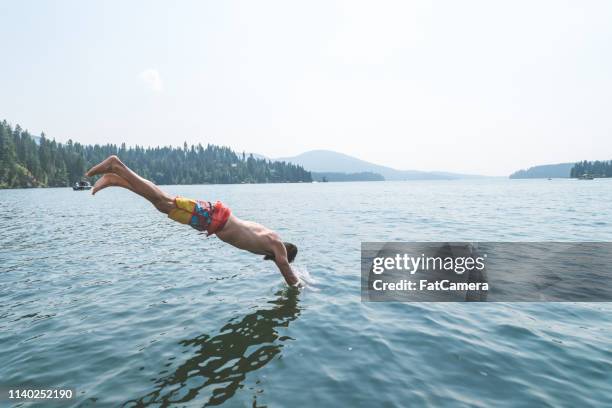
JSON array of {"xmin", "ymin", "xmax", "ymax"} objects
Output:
[{"xmin": 124, "ymin": 288, "xmax": 301, "ymax": 407}]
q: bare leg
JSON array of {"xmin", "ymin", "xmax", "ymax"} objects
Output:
[{"xmin": 86, "ymin": 155, "xmax": 174, "ymax": 214}]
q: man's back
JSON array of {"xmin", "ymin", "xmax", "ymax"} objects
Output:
[
  {"xmin": 216, "ymin": 215, "xmax": 278, "ymax": 257},
  {"xmin": 217, "ymin": 215, "xmax": 300, "ymax": 286}
]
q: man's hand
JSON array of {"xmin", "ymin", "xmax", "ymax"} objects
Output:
[{"xmin": 270, "ymin": 239, "xmax": 300, "ymax": 286}]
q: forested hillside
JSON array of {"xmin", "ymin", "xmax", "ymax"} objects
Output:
[
  {"xmin": 0, "ymin": 120, "xmax": 311, "ymax": 188},
  {"xmin": 570, "ymin": 160, "xmax": 612, "ymax": 178}
]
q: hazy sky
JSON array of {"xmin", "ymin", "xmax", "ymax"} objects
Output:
[{"xmin": 1, "ymin": 0, "xmax": 611, "ymax": 175}]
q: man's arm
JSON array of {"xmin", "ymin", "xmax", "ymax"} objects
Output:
[{"xmin": 271, "ymin": 240, "xmax": 300, "ymax": 286}]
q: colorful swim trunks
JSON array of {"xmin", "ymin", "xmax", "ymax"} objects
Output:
[{"xmin": 168, "ymin": 197, "xmax": 232, "ymax": 236}]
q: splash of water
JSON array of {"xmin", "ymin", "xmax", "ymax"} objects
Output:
[{"xmin": 292, "ymin": 264, "xmax": 318, "ymax": 291}]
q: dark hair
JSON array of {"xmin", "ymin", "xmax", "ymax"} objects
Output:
[{"xmin": 264, "ymin": 242, "xmax": 298, "ymax": 263}]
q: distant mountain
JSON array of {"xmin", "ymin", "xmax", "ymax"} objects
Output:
[
  {"xmin": 509, "ymin": 163, "xmax": 574, "ymax": 179},
  {"xmin": 276, "ymin": 150, "xmax": 483, "ymax": 180},
  {"xmin": 311, "ymin": 171, "xmax": 384, "ymax": 182}
]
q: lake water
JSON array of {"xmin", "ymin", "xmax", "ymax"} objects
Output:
[{"xmin": 1, "ymin": 179, "xmax": 611, "ymax": 407}]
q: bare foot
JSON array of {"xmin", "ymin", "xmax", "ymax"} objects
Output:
[
  {"xmin": 92, "ymin": 173, "xmax": 133, "ymax": 195},
  {"xmin": 86, "ymin": 155, "xmax": 121, "ymax": 177}
]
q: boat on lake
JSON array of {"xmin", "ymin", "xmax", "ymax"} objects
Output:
[{"xmin": 73, "ymin": 180, "xmax": 92, "ymax": 190}]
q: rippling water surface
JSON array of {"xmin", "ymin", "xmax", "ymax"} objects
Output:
[{"xmin": 1, "ymin": 179, "xmax": 611, "ymax": 407}]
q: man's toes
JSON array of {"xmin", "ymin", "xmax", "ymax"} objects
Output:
[
  {"xmin": 91, "ymin": 182, "xmax": 102, "ymax": 195},
  {"xmin": 91, "ymin": 175, "xmax": 110, "ymax": 194},
  {"xmin": 86, "ymin": 156, "xmax": 117, "ymax": 177},
  {"xmin": 86, "ymin": 163, "xmax": 103, "ymax": 177}
]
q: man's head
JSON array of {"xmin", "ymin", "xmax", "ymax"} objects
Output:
[{"xmin": 264, "ymin": 242, "xmax": 298, "ymax": 263}]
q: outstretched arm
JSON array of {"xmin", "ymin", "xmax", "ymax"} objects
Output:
[{"xmin": 271, "ymin": 241, "xmax": 300, "ymax": 286}]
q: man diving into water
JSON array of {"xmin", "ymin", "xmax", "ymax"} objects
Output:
[{"xmin": 86, "ymin": 155, "xmax": 300, "ymax": 286}]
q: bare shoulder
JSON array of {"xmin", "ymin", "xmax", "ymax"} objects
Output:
[{"xmin": 263, "ymin": 227, "xmax": 281, "ymax": 241}]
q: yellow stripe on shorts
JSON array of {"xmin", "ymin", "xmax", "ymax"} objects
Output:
[{"xmin": 168, "ymin": 197, "xmax": 196, "ymax": 225}]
